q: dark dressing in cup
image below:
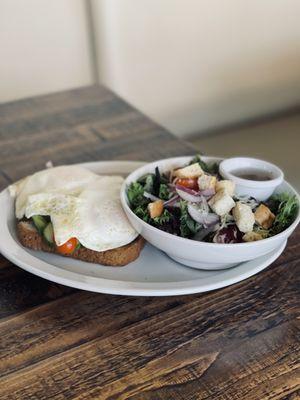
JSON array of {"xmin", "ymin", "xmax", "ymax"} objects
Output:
[{"xmin": 231, "ymin": 168, "xmax": 273, "ymax": 181}]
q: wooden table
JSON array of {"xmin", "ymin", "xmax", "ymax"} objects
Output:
[{"xmin": 0, "ymin": 86, "xmax": 299, "ymax": 400}]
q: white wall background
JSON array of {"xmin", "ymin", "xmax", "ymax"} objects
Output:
[
  {"xmin": 1, "ymin": 0, "xmax": 300, "ymax": 137},
  {"xmin": 93, "ymin": 0, "xmax": 300, "ymax": 136},
  {"xmin": 0, "ymin": 0, "xmax": 93, "ymax": 103}
]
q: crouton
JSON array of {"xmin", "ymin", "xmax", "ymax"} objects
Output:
[
  {"xmin": 254, "ymin": 204, "xmax": 275, "ymax": 229},
  {"xmin": 198, "ymin": 174, "xmax": 217, "ymax": 191},
  {"xmin": 208, "ymin": 189, "xmax": 235, "ymax": 216},
  {"xmin": 173, "ymin": 163, "xmax": 204, "ymax": 179},
  {"xmin": 215, "ymin": 180, "xmax": 235, "ymax": 196},
  {"xmin": 233, "ymin": 202, "xmax": 255, "ymax": 233},
  {"xmin": 243, "ymin": 231, "xmax": 263, "ymax": 242},
  {"xmin": 148, "ymin": 200, "xmax": 164, "ymax": 218}
]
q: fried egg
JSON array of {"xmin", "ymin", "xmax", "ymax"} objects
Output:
[{"xmin": 10, "ymin": 166, "xmax": 138, "ymax": 251}]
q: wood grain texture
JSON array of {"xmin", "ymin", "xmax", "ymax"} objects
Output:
[
  {"xmin": 0, "ymin": 85, "xmax": 299, "ymax": 400},
  {"xmin": 0, "ymin": 85, "xmax": 194, "ymax": 183}
]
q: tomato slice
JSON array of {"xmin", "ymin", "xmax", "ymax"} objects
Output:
[
  {"xmin": 176, "ymin": 178, "xmax": 199, "ymax": 190},
  {"xmin": 57, "ymin": 238, "xmax": 79, "ymax": 255}
]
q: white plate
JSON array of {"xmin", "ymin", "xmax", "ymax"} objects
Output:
[{"xmin": 0, "ymin": 161, "xmax": 287, "ymax": 296}]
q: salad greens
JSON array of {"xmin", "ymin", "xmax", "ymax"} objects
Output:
[
  {"xmin": 267, "ymin": 193, "xmax": 299, "ymax": 235},
  {"xmin": 127, "ymin": 182, "xmax": 147, "ymax": 208},
  {"xmin": 153, "ymin": 209, "xmax": 172, "ymax": 225},
  {"xmin": 179, "ymin": 201, "xmax": 202, "ymax": 238},
  {"xmin": 159, "ymin": 184, "xmax": 171, "ymax": 200},
  {"xmin": 133, "ymin": 204, "xmax": 151, "ymax": 223},
  {"xmin": 127, "ymin": 155, "xmax": 299, "ymax": 243}
]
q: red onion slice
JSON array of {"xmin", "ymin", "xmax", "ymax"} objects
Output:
[
  {"xmin": 187, "ymin": 204, "xmax": 219, "ymax": 227},
  {"xmin": 143, "ymin": 192, "xmax": 160, "ymax": 202},
  {"xmin": 176, "ymin": 184, "xmax": 199, "ymax": 195},
  {"xmin": 176, "ymin": 184, "xmax": 215, "ymax": 202},
  {"xmin": 164, "ymin": 195, "xmax": 180, "ymax": 207},
  {"xmin": 176, "ymin": 188, "xmax": 203, "ymax": 203},
  {"xmin": 198, "ymin": 188, "xmax": 215, "ymax": 197}
]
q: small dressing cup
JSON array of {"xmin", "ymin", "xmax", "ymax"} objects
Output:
[{"xmin": 219, "ymin": 157, "xmax": 284, "ymax": 201}]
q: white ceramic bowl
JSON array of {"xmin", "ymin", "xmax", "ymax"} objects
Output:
[
  {"xmin": 120, "ymin": 156, "xmax": 300, "ymax": 270},
  {"xmin": 219, "ymin": 157, "xmax": 284, "ymax": 201}
]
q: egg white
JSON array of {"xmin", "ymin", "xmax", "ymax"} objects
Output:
[{"xmin": 11, "ymin": 166, "xmax": 138, "ymax": 252}]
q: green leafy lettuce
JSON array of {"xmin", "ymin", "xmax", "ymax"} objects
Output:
[
  {"xmin": 127, "ymin": 182, "xmax": 148, "ymax": 208},
  {"xmin": 153, "ymin": 209, "xmax": 172, "ymax": 225},
  {"xmin": 269, "ymin": 193, "xmax": 299, "ymax": 235},
  {"xmin": 179, "ymin": 201, "xmax": 202, "ymax": 238},
  {"xmin": 127, "ymin": 177, "xmax": 173, "ymax": 227},
  {"xmin": 133, "ymin": 204, "xmax": 151, "ymax": 223},
  {"xmin": 159, "ymin": 184, "xmax": 171, "ymax": 200}
]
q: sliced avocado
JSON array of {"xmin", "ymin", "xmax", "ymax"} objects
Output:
[
  {"xmin": 32, "ymin": 215, "xmax": 48, "ymax": 234},
  {"xmin": 43, "ymin": 222, "xmax": 54, "ymax": 246}
]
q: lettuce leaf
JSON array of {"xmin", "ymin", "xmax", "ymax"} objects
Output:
[
  {"xmin": 270, "ymin": 193, "xmax": 299, "ymax": 234},
  {"xmin": 127, "ymin": 182, "xmax": 148, "ymax": 208},
  {"xmin": 179, "ymin": 201, "xmax": 202, "ymax": 238}
]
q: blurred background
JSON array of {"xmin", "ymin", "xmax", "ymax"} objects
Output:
[{"xmin": 0, "ymin": 0, "xmax": 299, "ymax": 187}]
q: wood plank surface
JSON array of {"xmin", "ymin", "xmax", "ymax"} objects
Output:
[{"xmin": 0, "ymin": 85, "xmax": 299, "ymax": 400}]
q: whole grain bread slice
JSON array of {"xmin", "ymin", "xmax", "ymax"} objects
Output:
[{"xmin": 17, "ymin": 221, "xmax": 145, "ymax": 267}]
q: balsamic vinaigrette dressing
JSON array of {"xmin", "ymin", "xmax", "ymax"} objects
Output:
[{"xmin": 231, "ymin": 168, "xmax": 273, "ymax": 181}]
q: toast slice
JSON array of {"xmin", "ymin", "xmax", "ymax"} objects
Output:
[{"xmin": 17, "ymin": 221, "xmax": 145, "ymax": 267}]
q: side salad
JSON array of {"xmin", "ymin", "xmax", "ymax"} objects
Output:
[{"xmin": 127, "ymin": 155, "xmax": 299, "ymax": 243}]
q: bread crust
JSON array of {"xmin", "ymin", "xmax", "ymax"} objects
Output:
[{"xmin": 17, "ymin": 221, "xmax": 145, "ymax": 267}]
